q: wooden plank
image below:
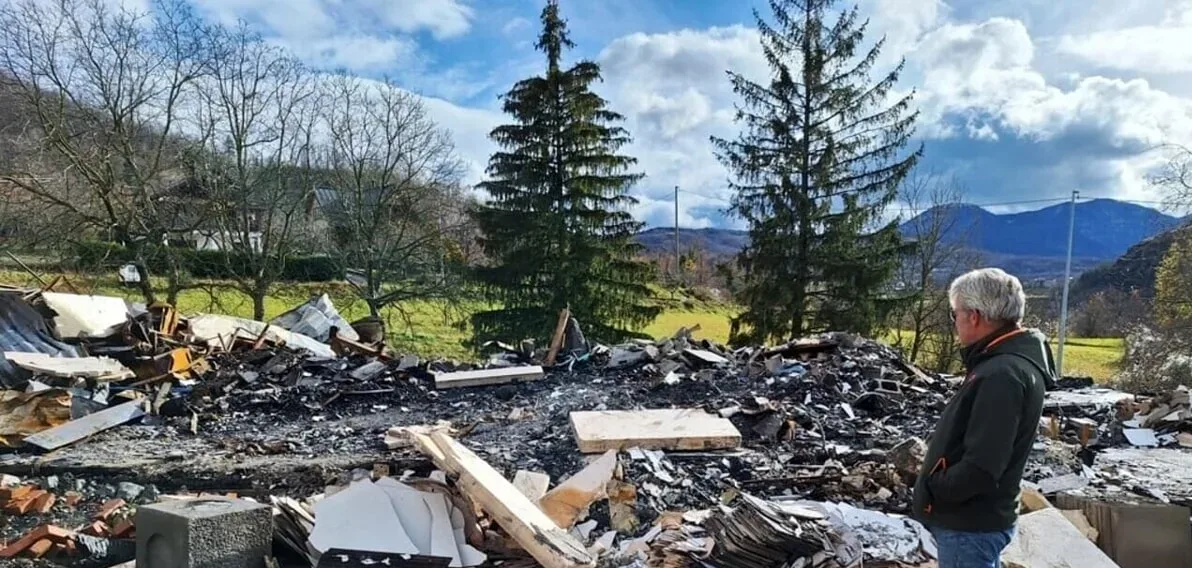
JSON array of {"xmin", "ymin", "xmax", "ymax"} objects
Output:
[
  {"xmin": 433, "ymin": 366, "xmax": 544, "ymax": 390},
  {"xmin": 569, "ymin": 409, "xmax": 742, "ymax": 453},
  {"xmin": 23, "ymin": 400, "xmax": 145, "ymax": 451},
  {"xmin": 544, "ymin": 308, "xmax": 570, "ymax": 367},
  {"xmin": 682, "ymin": 348, "xmax": 730, "ymax": 366},
  {"xmin": 413, "ymin": 432, "xmax": 594, "ymax": 568}
]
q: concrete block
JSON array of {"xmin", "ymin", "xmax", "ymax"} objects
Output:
[{"xmin": 136, "ymin": 497, "xmax": 271, "ymax": 568}]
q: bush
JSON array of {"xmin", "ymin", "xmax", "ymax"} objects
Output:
[
  {"xmin": 70, "ymin": 241, "xmax": 339, "ymax": 282},
  {"xmin": 1114, "ymin": 324, "xmax": 1192, "ymax": 394}
]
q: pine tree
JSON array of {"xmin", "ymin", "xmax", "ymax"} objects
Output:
[
  {"xmin": 713, "ymin": 0, "xmax": 921, "ymax": 344},
  {"xmin": 471, "ymin": 0, "xmax": 658, "ymax": 344}
]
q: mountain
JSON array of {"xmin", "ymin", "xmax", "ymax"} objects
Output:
[
  {"xmin": 899, "ymin": 199, "xmax": 1181, "ymax": 260},
  {"xmin": 636, "ymin": 227, "xmax": 748, "ymax": 257},
  {"xmin": 635, "ymin": 199, "xmax": 1181, "ymax": 281}
]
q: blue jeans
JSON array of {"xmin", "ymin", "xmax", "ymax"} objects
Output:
[{"xmin": 931, "ymin": 526, "xmax": 1015, "ymax": 568}]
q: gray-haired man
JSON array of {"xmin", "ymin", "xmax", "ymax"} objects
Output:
[{"xmin": 913, "ymin": 268, "xmax": 1054, "ymax": 568}]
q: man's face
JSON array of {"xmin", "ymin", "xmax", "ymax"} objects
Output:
[{"xmin": 951, "ymin": 303, "xmax": 982, "ymax": 346}]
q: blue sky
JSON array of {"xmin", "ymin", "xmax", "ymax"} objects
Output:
[{"xmin": 176, "ymin": 0, "xmax": 1192, "ymax": 228}]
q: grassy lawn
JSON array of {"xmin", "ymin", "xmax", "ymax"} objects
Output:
[
  {"xmin": 0, "ymin": 269, "xmax": 1126, "ymax": 379},
  {"xmin": 1059, "ymin": 337, "xmax": 1125, "ymax": 383}
]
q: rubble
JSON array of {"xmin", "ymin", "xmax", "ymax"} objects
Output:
[{"xmin": 0, "ymin": 284, "xmax": 1188, "ymax": 567}]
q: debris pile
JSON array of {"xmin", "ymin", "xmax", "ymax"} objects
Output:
[{"xmin": 0, "ymin": 284, "xmax": 1188, "ymax": 568}]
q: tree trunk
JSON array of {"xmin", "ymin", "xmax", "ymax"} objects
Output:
[
  {"xmin": 252, "ymin": 287, "xmax": 268, "ymax": 321},
  {"xmin": 134, "ymin": 261, "xmax": 156, "ymax": 305}
]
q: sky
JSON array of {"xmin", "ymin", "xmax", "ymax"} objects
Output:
[{"xmin": 170, "ymin": 0, "xmax": 1192, "ymax": 228}]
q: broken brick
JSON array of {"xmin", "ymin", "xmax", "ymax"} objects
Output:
[
  {"xmin": 111, "ymin": 519, "xmax": 135, "ymax": 539},
  {"xmin": 0, "ymin": 526, "xmax": 73, "ymax": 558},
  {"xmin": 0, "ymin": 484, "xmax": 35, "ymax": 503},
  {"xmin": 81, "ymin": 521, "xmax": 110, "ymax": 537},
  {"xmin": 27, "ymin": 539, "xmax": 53, "ymax": 559},
  {"xmin": 30, "ymin": 492, "xmax": 56, "ymax": 514},
  {"xmin": 4, "ymin": 490, "xmax": 47, "ymax": 515},
  {"xmin": 63, "ymin": 492, "xmax": 83, "ymax": 507},
  {"xmin": 95, "ymin": 498, "xmax": 126, "ymax": 521}
]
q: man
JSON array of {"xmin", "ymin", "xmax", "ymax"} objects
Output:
[{"xmin": 913, "ymin": 268, "xmax": 1054, "ymax": 568}]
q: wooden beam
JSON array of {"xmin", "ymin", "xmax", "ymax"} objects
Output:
[
  {"xmin": 570, "ymin": 409, "xmax": 741, "ymax": 453},
  {"xmin": 433, "ymin": 366, "xmax": 544, "ymax": 390},
  {"xmin": 413, "ymin": 432, "xmax": 594, "ymax": 568},
  {"xmin": 544, "ymin": 308, "xmax": 570, "ymax": 367}
]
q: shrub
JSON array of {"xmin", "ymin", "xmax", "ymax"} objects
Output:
[{"xmin": 69, "ymin": 241, "xmax": 339, "ymax": 282}]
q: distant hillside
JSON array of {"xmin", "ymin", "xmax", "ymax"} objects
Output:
[
  {"xmin": 635, "ymin": 200, "xmax": 1180, "ymax": 280},
  {"xmin": 1072, "ymin": 224, "xmax": 1191, "ymax": 301},
  {"xmin": 636, "ymin": 227, "xmax": 748, "ymax": 257}
]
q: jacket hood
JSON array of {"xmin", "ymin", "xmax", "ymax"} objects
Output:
[{"xmin": 972, "ymin": 327, "xmax": 1057, "ymax": 387}]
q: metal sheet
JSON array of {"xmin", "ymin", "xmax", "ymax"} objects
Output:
[
  {"xmin": 22, "ymin": 399, "xmax": 145, "ymax": 451},
  {"xmin": 0, "ymin": 293, "xmax": 81, "ymax": 387}
]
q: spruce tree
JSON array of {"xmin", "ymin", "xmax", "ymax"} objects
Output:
[
  {"xmin": 471, "ymin": 0, "xmax": 658, "ymax": 345},
  {"xmin": 714, "ymin": 0, "xmax": 921, "ymax": 344}
]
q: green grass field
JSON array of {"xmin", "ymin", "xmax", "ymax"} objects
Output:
[{"xmin": 0, "ymin": 269, "xmax": 1124, "ymax": 379}]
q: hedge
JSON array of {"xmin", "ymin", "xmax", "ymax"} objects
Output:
[{"xmin": 72, "ymin": 241, "xmax": 340, "ymax": 282}]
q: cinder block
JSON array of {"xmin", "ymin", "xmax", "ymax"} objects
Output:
[{"xmin": 136, "ymin": 497, "xmax": 271, "ymax": 568}]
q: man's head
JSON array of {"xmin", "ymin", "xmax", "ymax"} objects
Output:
[{"xmin": 949, "ymin": 268, "xmax": 1026, "ymax": 346}]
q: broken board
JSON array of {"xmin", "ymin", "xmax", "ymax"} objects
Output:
[
  {"xmin": 682, "ymin": 348, "xmax": 730, "ymax": 366},
  {"xmin": 433, "ymin": 366, "xmax": 544, "ymax": 390},
  {"xmin": 23, "ymin": 399, "xmax": 146, "ymax": 451},
  {"xmin": 1001, "ymin": 508, "xmax": 1118, "ymax": 568},
  {"xmin": 569, "ymin": 409, "xmax": 742, "ymax": 453},
  {"xmin": 3, "ymin": 352, "xmax": 133, "ymax": 381},
  {"xmin": 413, "ymin": 432, "xmax": 594, "ymax": 568}
]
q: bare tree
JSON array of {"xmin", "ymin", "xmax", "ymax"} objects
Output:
[
  {"xmin": 0, "ymin": 0, "xmax": 210, "ymax": 303},
  {"xmin": 1153, "ymin": 144, "xmax": 1192, "ymax": 212},
  {"xmin": 893, "ymin": 173, "xmax": 982, "ymax": 368},
  {"xmin": 312, "ymin": 75, "xmax": 465, "ymax": 318},
  {"xmin": 188, "ymin": 23, "xmax": 320, "ymax": 320}
]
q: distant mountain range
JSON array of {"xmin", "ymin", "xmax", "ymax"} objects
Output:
[{"xmin": 636, "ymin": 199, "xmax": 1184, "ymax": 280}]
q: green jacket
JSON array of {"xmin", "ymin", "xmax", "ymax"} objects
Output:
[{"xmin": 912, "ymin": 326, "xmax": 1053, "ymax": 532}]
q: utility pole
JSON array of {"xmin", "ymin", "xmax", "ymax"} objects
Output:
[
  {"xmin": 1056, "ymin": 189, "xmax": 1079, "ymax": 378},
  {"xmin": 674, "ymin": 185, "xmax": 680, "ymax": 279}
]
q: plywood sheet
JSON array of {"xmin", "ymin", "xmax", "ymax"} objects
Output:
[
  {"xmin": 433, "ymin": 366, "xmax": 544, "ymax": 390},
  {"xmin": 569, "ymin": 409, "xmax": 742, "ymax": 453}
]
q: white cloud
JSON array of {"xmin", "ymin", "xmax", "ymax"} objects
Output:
[
  {"xmin": 1056, "ymin": 24, "xmax": 1192, "ymax": 74},
  {"xmin": 189, "ymin": 0, "xmax": 474, "ymax": 72},
  {"xmin": 361, "ymin": 0, "xmax": 473, "ymax": 39},
  {"xmin": 597, "ymin": 26, "xmax": 765, "ymax": 227},
  {"xmin": 419, "ymin": 96, "xmax": 502, "ymax": 185},
  {"xmin": 912, "ymin": 17, "xmax": 1192, "ymax": 145},
  {"xmin": 502, "ymin": 16, "xmax": 531, "ymax": 37},
  {"xmin": 288, "ymin": 36, "xmax": 417, "ymax": 73}
]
